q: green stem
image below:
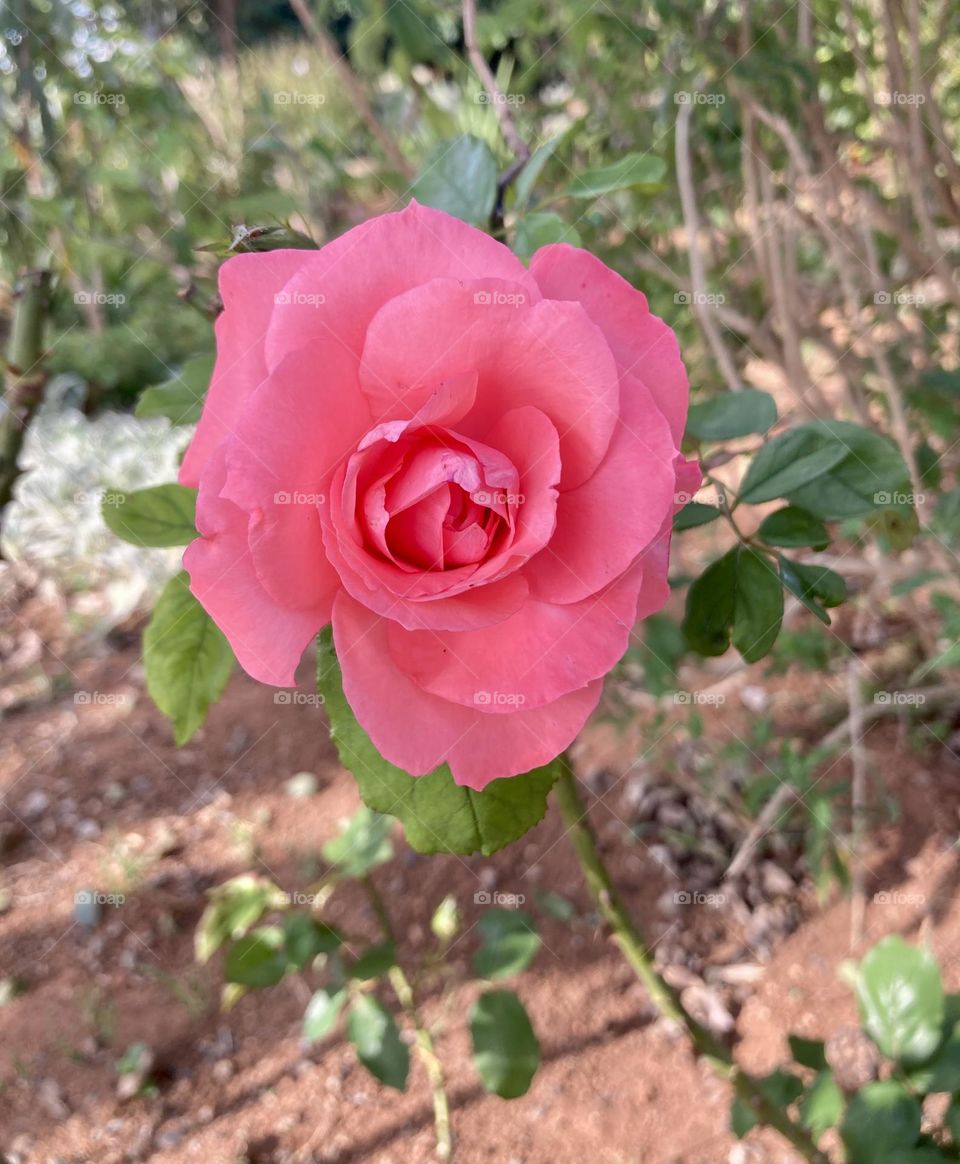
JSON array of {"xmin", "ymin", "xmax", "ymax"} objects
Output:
[
  {"xmin": 1, "ymin": 266, "xmax": 52, "ymax": 514},
  {"xmin": 365, "ymin": 877, "xmax": 454, "ymax": 1161},
  {"xmin": 554, "ymin": 757, "xmax": 827, "ymax": 1163}
]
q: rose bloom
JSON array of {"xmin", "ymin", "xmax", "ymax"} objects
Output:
[{"xmin": 180, "ymin": 203, "xmax": 699, "ymax": 789}]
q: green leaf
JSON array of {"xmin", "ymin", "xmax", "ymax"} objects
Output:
[
  {"xmin": 758, "ymin": 507, "xmax": 830, "ymax": 550},
  {"xmin": 322, "ymin": 806, "xmax": 394, "ymax": 877},
  {"xmin": 673, "ymin": 501, "xmax": 722, "ymax": 531},
  {"xmin": 683, "ymin": 547, "xmax": 782, "ymax": 662},
  {"xmin": 565, "ymin": 152, "xmax": 666, "ymax": 199},
  {"xmin": 144, "ymin": 572, "xmax": 235, "ymax": 745},
  {"xmin": 685, "ymin": 389, "xmax": 777, "ymax": 441},
  {"xmin": 778, "ymin": 557, "xmax": 846, "ymax": 625},
  {"xmin": 840, "ymin": 1081, "xmax": 921, "ymax": 1163},
  {"xmin": 135, "ymin": 354, "xmax": 214, "ymax": 426},
  {"xmin": 732, "ymin": 548, "xmax": 783, "ymax": 663},
  {"xmin": 469, "ymin": 989, "xmax": 540, "ymax": 1098},
  {"xmin": 347, "ymin": 994, "xmax": 409, "ymax": 1090},
  {"xmin": 682, "ymin": 550, "xmax": 738, "ymax": 657},
  {"xmin": 225, "ymin": 926, "xmax": 288, "ymax": 988},
  {"xmin": 102, "ymin": 483, "xmax": 196, "ymax": 547},
  {"xmin": 411, "ymin": 135, "xmax": 497, "ymax": 225},
  {"xmin": 739, "ymin": 429, "xmax": 849, "ymax": 505},
  {"xmin": 347, "ymin": 941, "xmax": 396, "ymax": 981},
  {"xmin": 799, "ymin": 1070, "xmax": 843, "ymax": 1139},
  {"xmin": 316, "ymin": 629, "xmax": 558, "ymax": 856},
  {"xmin": 789, "ymin": 1035, "xmax": 829, "ymax": 1071},
  {"xmin": 512, "ymin": 212, "xmax": 581, "ymax": 261},
  {"xmin": 787, "ymin": 422, "xmax": 911, "ymax": 519},
  {"xmin": 513, "ymin": 130, "xmax": 570, "ymax": 209},
  {"xmin": 730, "ymin": 1095, "xmax": 758, "ymax": 1138},
  {"xmin": 856, "ymin": 936, "xmax": 945, "ymax": 1066},
  {"xmin": 473, "ymin": 910, "xmax": 540, "ymax": 980},
  {"xmin": 195, "ymin": 874, "xmax": 287, "ymax": 963},
  {"xmin": 303, "ymin": 987, "xmax": 346, "ymax": 1043},
  {"xmin": 283, "ymin": 913, "xmax": 341, "ymax": 969}
]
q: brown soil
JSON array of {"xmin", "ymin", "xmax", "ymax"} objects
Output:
[{"xmin": 1, "ymin": 616, "xmax": 959, "ymax": 1164}]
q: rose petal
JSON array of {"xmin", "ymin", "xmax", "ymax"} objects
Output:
[
  {"xmin": 389, "ymin": 555, "xmax": 645, "ymax": 712},
  {"xmin": 180, "ymin": 249, "xmax": 310, "ymax": 488},
  {"xmin": 184, "ymin": 447, "xmax": 326, "ymax": 686},
  {"xmin": 530, "ymin": 243, "xmax": 689, "ymax": 445},
  {"xmin": 359, "ymin": 278, "xmax": 620, "ymax": 488},
  {"xmin": 265, "ymin": 202, "xmax": 540, "ymax": 377},
  {"xmin": 333, "ymin": 591, "xmax": 602, "ymax": 788}
]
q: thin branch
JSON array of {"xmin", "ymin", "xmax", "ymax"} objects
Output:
[
  {"xmin": 462, "ymin": 0, "xmax": 530, "ymax": 163},
  {"xmin": 674, "ymin": 98, "xmax": 745, "ymax": 394}
]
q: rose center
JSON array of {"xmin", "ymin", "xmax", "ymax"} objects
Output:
[{"xmin": 349, "ymin": 425, "xmax": 521, "ymax": 574}]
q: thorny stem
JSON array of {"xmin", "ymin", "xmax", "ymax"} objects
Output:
[
  {"xmin": 364, "ymin": 877, "xmax": 454, "ymax": 1161},
  {"xmin": 554, "ymin": 757, "xmax": 828, "ymax": 1163}
]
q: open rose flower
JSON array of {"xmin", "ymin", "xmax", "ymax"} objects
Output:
[{"xmin": 180, "ymin": 203, "xmax": 699, "ymax": 789}]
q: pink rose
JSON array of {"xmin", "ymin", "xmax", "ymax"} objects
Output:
[{"xmin": 181, "ymin": 203, "xmax": 698, "ymax": 789}]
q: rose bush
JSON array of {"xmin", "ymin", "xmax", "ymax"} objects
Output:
[{"xmin": 180, "ymin": 202, "xmax": 698, "ymax": 788}]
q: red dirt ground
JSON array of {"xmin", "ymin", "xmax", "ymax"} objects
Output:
[{"xmin": 1, "ymin": 627, "xmax": 959, "ymax": 1164}]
